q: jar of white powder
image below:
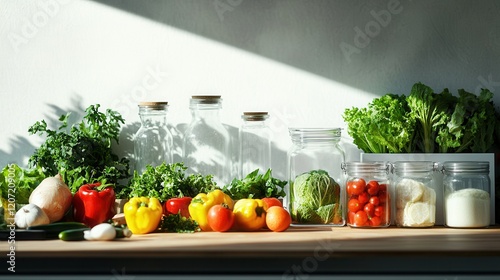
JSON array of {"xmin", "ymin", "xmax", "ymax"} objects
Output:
[
  {"xmin": 393, "ymin": 161, "xmax": 437, "ymax": 228},
  {"xmin": 443, "ymin": 161, "xmax": 490, "ymax": 228}
]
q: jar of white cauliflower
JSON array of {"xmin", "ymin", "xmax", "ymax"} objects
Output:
[{"xmin": 393, "ymin": 161, "xmax": 437, "ymax": 228}]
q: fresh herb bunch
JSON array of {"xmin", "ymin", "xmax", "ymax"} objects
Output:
[
  {"xmin": 27, "ymin": 104, "xmax": 130, "ymax": 194},
  {"xmin": 343, "ymin": 82, "xmax": 499, "ymax": 153},
  {"xmin": 159, "ymin": 213, "xmax": 200, "ymax": 233},
  {"xmin": 127, "ymin": 162, "xmax": 218, "ymax": 201},
  {"xmin": 222, "ymin": 169, "xmax": 287, "ymax": 200}
]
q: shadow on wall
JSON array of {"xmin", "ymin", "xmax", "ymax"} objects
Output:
[{"xmin": 0, "ymin": 95, "xmax": 87, "ymax": 169}]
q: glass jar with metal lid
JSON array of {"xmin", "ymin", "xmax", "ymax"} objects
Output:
[
  {"xmin": 343, "ymin": 162, "xmax": 391, "ymax": 228},
  {"xmin": 286, "ymin": 128, "xmax": 345, "ymax": 226},
  {"xmin": 133, "ymin": 101, "xmax": 173, "ymax": 174},
  {"xmin": 183, "ymin": 95, "xmax": 231, "ymax": 186},
  {"xmin": 443, "ymin": 161, "xmax": 490, "ymax": 228},
  {"xmin": 239, "ymin": 112, "xmax": 272, "ymax": 178},
  {"xmin": 393, "ymin": 161, "xmax": 437, "ymax": 228}
]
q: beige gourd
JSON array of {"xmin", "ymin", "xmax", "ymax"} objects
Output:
[
  {"xmin": 29, "ymin": 174, "xmax": 72, "ymax": 223},
  {"xmin": 14, "ymin": 203, "xmax": 50, "ymax": 228}
]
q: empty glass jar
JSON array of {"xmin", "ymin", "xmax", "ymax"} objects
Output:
[
  {"xmin": 133, "ymin": 102, "xmax": 173, "ymax": 174},
  {"xmin": 182, "ymin": 95, "xmax": 231, "ymax": 186},
  {"xmin": 239, "ymin": 112, "xmax": 272, "ymax": 177}
]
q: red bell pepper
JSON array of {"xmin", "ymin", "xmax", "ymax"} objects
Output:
[
  {"xmin": 163, "ymin": 197, "xmax": 192, "ymax": 218},
  {"xmin": 73, "ymin": 182, "xmax": 116, "ymax": 227}
]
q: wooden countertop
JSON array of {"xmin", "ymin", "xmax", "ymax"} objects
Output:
[{"xmin": 9, "ymin": 226, "xmax": 500, "ymax": 276}]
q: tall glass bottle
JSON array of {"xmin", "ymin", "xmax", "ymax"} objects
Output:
[
  {"xmin": 183, "ymin": 96, "xmax": 231, "ymax": 186},
  {"xmin": 133, "ymin": 102, "xmax": 173, "ymax": 174},
  {"xmin": 239, "ymin": 112, "xmax": 272, "ymax": 177}
]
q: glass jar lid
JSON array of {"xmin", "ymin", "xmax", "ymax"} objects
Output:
[
  {"xmin": 289, "ymin": 128, "xmax": 341, "ymax": 142},
  {"xmin": 341, "ymin": 161, "xmax": 388, "ymax": 174},
  {"xmin": 190, "ymin": 95, "xmax": 222, "ymax": 109},
  {"xmin": 393, "ymin": 161, "xmax": 435, "ymax": 174},
  {"xmin": 443, "ymin": 161, "xmax": 489, "ymax": 173},
  {"xmin": 138, "ymin": 101, "xmax": 169, "ymax": 110},
  {"xmin": 242, "ymin": 112, "xmax": 269, "ymax": 121}
]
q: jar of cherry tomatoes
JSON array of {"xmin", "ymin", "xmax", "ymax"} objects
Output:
[{"xmin": 342, "ymin": 162, "xmax": 391, "ymax": 228}]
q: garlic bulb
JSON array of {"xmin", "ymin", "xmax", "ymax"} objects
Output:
[{"xmin": 15, "ymin": 203, "xmax": 50, "ymax": 228}]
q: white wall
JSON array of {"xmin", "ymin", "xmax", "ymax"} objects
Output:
[{"xmin": 1, "ymin": 0, "xmax": 500, "ymax": 181}]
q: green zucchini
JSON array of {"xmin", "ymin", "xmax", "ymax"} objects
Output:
[
  {"xmin": 59, "ymin": 228, "xmax": 90, "ymax": 241},
  {"xmin": 27, "ymin": 222, "xmax": 88, "ymax": 239},
  {"xmin": 116, "ymin": 227, "xmax": 132, "ymax": 238}
]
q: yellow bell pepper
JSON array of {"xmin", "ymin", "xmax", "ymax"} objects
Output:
[
  {"xmin": 188, "ymin": 189, "xmax": 234, "ymax": 231},
  {"xmin": 233, "ymin": 198, "xmax": 268, "ymax": 231},
  {"xmin": 124, "ymin": 197, "xmax": 163, "ymax": 234}
]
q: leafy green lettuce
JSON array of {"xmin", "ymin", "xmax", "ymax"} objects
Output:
[
  {"xmin": 343, "ymin": 94, "xmax": 415, "ymax": 153},
  {"xmin": 343, "ymin": 82, "xmax": 499, "ymax": 153}
]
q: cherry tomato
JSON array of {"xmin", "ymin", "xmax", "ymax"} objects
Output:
[
  {"xmin": 357, "ymin": 192, "xmax": 369, "ymax": 205},
  {"xmin": 370, "ymin": 216, "xmax": 382, "ymax": 226},
  {"xmin": 354, "ymin": 211, "xmax": 368, "ymax": 226},
  {"xmin": 262, "ymin": 197, "xmax": 282, "ymax": 208},
  {"xmin": 363, "ymin": 203, "xmax": 374, "ymax": 218},
  {"xmin": 378, "ymin": 190, "xmax": 388, "ymax": 204},
  {"xmin": 366, "ymin": 180, "xmax": 380, "ymax": 196},
  {"xmin": 348, "ymin": 211, "xmax": 356, "ymax": 225},
  {"xmin": 369, "ymin": 196, "xmax": 380, "ymax": 206},
  {"xmin": 379, "ymin": 184, "xmax": 388, "ymax": 192},
  {"xmin": 348, "ymin": 198, "xmax": 362, "ymax": 213},
  {"xmin": 374, "ymin": 205, "xmax": 385, "ymax": 218},
  {"xmin": 207, "ymin": 204, "xmax": 235, "ymax": 232},
  {"xmin": 347, "ymin": 178, "xmax": 366, "ymax": 196}
]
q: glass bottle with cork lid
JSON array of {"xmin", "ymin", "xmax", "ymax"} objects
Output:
[
  {"xmin": 287, "ymin": 128, "xmax": 345, "ymax": 226},
  {"xmin": 183, "ymin": 95, "xmax": 231, "ymax": 186},
  {"xmin": 393, "ymin": 161, "xmax": 437, "ymax": 228},
  {"xmin": 342, "ymin": 161, "xmax": 391, "ymax": 228},
  {"xmin": 239, "ymin": 112, "xmax": 272, "ymax": 178},
  {"xmin": 133, "ymin": 101, "xmax": 173, "ymax": 174},
  {"xmin": 443, "ymin": 161, "xmax": 490, "ymax": 228}
]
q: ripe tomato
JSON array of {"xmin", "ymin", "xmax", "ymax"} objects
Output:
[
  {"xmin": 378, "ymin": 190, "xmax": 388, "ymax": 204},
  {"xmin": 379, "ymin": 183, "xmax": 388, "ymax": 192},
  {"xmin": 354, "ymin": 211, "xmax": 368, "ymax": 226},
  {"xmin": 363, "ymin": 203, "xmax": 375, "ymax": 217},
  {"xmin": 366, "ymin": 180, "xmax": 380, "ymax": 196},
  {"xmin": 348, "ymin": 211, "xmax": 356, "ymax": 225},
  {"xmin": 207, "ymin": 204, "xmax": 235, "ymax": 232},
  {"xmin": 369, "ymin": 196, "xmax": 380, "ymax": 206},
  {"xmin": 348, "ymin": 198, "xmax": 362, "ymax": 213},
  {"xmin": 370, "ymin": 216, "xmax": 382, "ymax": 226},
  {"xmin": 262, "ymin": 197, "xmax": 282, "ymax": 208},
  {"xmin": 357, "ymin": 192, "xmax": 369, "ymax": 205},
  {"xmin": 374, "ymin": 205, "xmax": 385, "ymax": 218},
  {"xmin": 347, "ymin": 178, "xmax": 366, "ymax": 196}
]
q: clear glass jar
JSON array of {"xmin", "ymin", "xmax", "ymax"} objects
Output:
[
  {"xmin": 239, "ymin": 112, "xmax": 272, "ymax": 177},
  {"xmin": 133, "ymin": 102, "xmax": 173, "ymax": 174},
  {"xmin": 343, "ymin": 162, "xmax": 391, "ymax": 228},
  {"xmin": 443, "ymin": 161, "xmax": 490, "ymax": 228},
  {"xmin": 393, "ymin": 161, "xmax": 436, "ymax": 228},
  {"xmin": 182, "ymin": 95, "xmax": 231, "ymax": 186},
  {"xmin": 287, "ymin": 128, "xmax": 345, "ymax": 226}
]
